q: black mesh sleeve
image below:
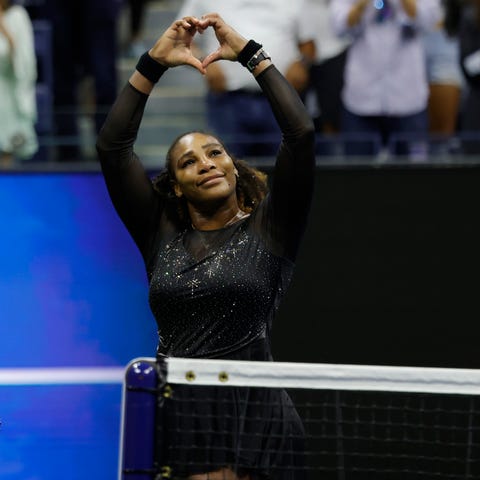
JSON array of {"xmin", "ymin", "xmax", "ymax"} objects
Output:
[
  {"xmin": 96, "ymin": 82, "xmax": 162, "ymax": 251},
  {"xmin": 255, "ymin": 65, "xmax": 316, "ymax": 260}
]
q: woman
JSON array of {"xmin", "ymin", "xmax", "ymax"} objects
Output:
[
  {"xmin": 96, "ymin": 13, "xmax": 315, "ymax": 480},
  {"xmin": 0, "ymin": 0, "xmax": 38, "ymax": 166}
]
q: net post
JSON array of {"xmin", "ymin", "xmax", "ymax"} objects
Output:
[
  {"xmin": 154, "ymin": 357, "xmax": 168, "ymax": 479},
  {"xmin": 118, "ymin": 357, "xmax": 162, "ymax": 479}
]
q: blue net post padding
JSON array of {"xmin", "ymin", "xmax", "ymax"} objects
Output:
[{"xmin": 119, "ymin": 357, "xmax": 166, "ymax": 479}]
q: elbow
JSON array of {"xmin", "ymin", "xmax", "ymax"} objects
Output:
[
  {"xmin": 95, "ymin": 137, "xmax": 105, "ymax": 157},
  {"xmin": 95, "ymin": 137, "xmax": 109, "ymax": 162},
  {"xmin": 95, "ymin": 123, "xmax": 110, "ymax": 155},
  {"xmin": 95, "ymin": 129, "xmax": 119, "ymax": 167},
  {"xmin": 285, "ymin": 118, "xmax": 316, "ymax": 154},
  {"xmin": 302, "ymin": 127, "xmax": 316, "ymax": 158},
  {"xmin": 298, "ymin": 117, "xmax": 316, "ymax": 146},
  {"xmin": 95, "ymin": 124, "xmax": 123, "ymax": 158}
]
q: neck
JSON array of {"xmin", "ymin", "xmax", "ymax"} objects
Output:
[
  {"xmin": 191, "ymin": 208, "xmax": 249, "ymax": 231},
  {"xmin": 224, "ymin": 210, "xmax": 249, "ymax": 227}
]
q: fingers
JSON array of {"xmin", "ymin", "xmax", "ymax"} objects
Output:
[
  {"xmin": 187, "ymin": 58, "xmax": 207, "ymax": 75},
  {"xmin": 198, "ymin": 12, "xmax": 222, "ymax": 26},
  {"xmin": 173, "ymin": 15, "xmax": 211, "ymax": 35},
  {"xmin": 197, "ymin": 12, "xmax": 230, "ymax": 39},
  {"xmin": 173, "ymin": 15, "xmax": 199, "ymax": 30},
  {"xmin": 177, "ymin": 12, "xmax": 226, "ymax": 36},
  {"xmin": 202, "ymin": 48, "xmax": 222, "ymax": 69}
]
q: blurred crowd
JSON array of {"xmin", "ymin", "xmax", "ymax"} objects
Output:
[{"xmin": 1, "ymin": 0, "xmax": 479, "ymax": 165}]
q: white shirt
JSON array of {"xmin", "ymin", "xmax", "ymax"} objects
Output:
[
  {"xmin": 177, "ymin": 0, "xmax": 316, "ymax": 91},
  {"xmin": 306, "ymin": 0, "xmax": 351, "ymax": 63},
  {"xmin": 330, "ymin": 0, "xmax": 442, "ymax": 116}
]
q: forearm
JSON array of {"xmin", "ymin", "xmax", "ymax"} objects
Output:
[
  {"xmin": 255, "ymin": 65, "xmax": 315, "ymax": 259},
  {"xmin": 256, "ymin": 65, "xmax": 315, "ymax": 199},
  {"xmin": 129, "ymin": 49, "xmax": 169, "ymax": 94},
  {"xmin": 256, "ymin": 65, "xmax": 314, "ymax": 145},
  {"xmin": 96, "ymin": 82, "xmax": 150, "ymax": 169},
  {"xmin": 129, "ymin": 70, "xmax": 156, "ymax": 95},
  {"xmin": 96, "ymin": 81, "xmax": 160, "ymax": 249}
]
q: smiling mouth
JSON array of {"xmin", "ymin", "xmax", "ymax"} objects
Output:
[{"xmin": 198, "ymin": 174, "xmax": 225, "ymax": 186}]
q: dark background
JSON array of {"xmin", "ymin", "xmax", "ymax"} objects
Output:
[{"xmin": 272, "ymin": 164, "xmax": 480, "ymax": 368}]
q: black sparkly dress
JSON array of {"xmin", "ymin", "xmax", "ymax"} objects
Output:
[{"xmin": 97, "ymin": 65, "xmax": 315, "ymax": 479}]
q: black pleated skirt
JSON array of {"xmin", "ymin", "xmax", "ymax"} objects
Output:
[{"xmin": 156, "ymin": 339, "xmax": 307, "ymax": 479}]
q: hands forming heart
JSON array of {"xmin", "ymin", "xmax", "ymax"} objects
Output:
[{"xmin": 148, "ymin": 12, "xmax": 249, "ymax": 76}]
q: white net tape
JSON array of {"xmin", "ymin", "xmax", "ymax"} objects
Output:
[{"xmin": 166, "ymin": 357, "xmax": 480, "ymax": 395}]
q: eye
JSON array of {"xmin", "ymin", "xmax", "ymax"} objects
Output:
[
  {"xmin": 209, "ymin": 149, "xmax": 223, "ymax": 157},
  {"xmin": 180, "ymin": 158, "xmax": 195, "ymax": 168}
]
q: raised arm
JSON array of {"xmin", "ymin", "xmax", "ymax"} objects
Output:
[
  {"xmin": 201, "ymin": 12, "xmax": 316, "ymax": 259},
  {"xmin": 256, "ymin": 64, "xmax": 316, "ymax": 255},
  {"xmin": 96, "ymin": 16, "xmax": 207, "ymax": 251}
]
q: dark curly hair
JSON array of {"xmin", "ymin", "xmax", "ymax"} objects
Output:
[{"xmin": 151, "ymin": 131, "xmax": 269, "ymax": 229}]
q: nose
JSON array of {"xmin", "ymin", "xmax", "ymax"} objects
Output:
[{"xmin": 198, "ymin": 156, "xmax": 216, "ymax": 173}]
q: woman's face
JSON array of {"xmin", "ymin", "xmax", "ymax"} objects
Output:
[{"xmin": 170, "ymin": 132, "xmax": 238, "ymax": 205}]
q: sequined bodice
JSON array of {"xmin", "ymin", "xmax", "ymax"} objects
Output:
[{"xmin": 148, "ymin": 220, "xmax": 294, "ymax": 358}]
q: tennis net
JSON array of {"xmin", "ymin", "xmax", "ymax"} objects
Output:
[{"xmin": 119, "ymin": 357, "xmax": 480, "ymax": 479}]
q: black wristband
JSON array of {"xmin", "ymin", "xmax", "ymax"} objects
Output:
[
  {"xmin": 237, "ymin": 40, "xmax": 263, "ymax": 68},
  {"xmin": 136, "ymin": 51, "xmax": 168, "ymax": 83}
]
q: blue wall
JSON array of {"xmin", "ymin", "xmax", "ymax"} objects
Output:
[{"xmin": 0, "ymin": 172, "xmax": 157, "ymax": 479}]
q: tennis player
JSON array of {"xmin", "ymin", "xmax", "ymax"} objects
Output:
[{"xmin": 97, "ymin": 13, "xmax": 315, "ymax": 480}]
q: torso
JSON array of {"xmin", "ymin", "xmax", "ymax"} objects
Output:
[{"xmin": 148, "ymin": 216, "xmax": 294, "ymax": 359}]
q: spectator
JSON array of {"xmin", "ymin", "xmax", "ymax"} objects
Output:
[
  {"xmin": 0, "ymin": 0, "xmax": 38, "ymax": 167},
  {"xmin": 458, "ymin": 0, "xmax": 480, "ymax": 153},
  {"xmin": 330, "ymin": 0, "xmax": 442, "ymax": 158},
  {"xmin": 176, "ymin": 0, "xmax": 316, "ymax": 158},
  {"xmin": 306, "ymin": 0, "xmax": 351, "ymax": 136},
  {"xmin": 423, "ymin": 0, "xmax": 464, "ymax": 139},
  {"xmin": 44, "ymin": 0, "xmax": 123, "ymax": 161}
]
